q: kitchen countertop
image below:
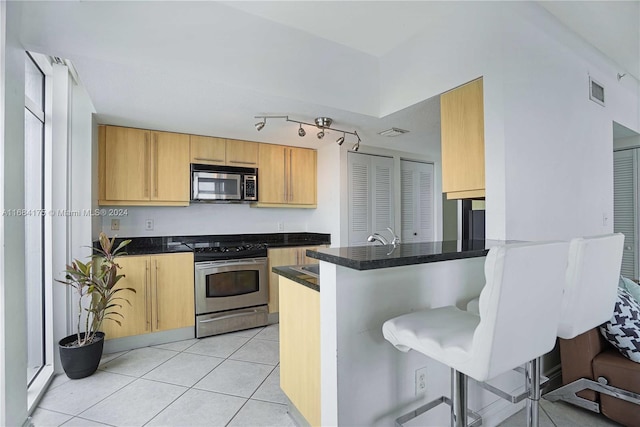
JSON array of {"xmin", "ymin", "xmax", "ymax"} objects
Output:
[
  {"xmin": 272, "ymin": 265, "xmax": 319, "ymax": 292},
  {"xmin": 95, "ymin": 232, "xmax": 331, "ymax": 256},
  {"xmin": 306, "ymin": 239, "xmax": 510, "ymax": 270}
]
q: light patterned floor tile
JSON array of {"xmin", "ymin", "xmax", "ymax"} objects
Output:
[
  {"xmin": 152, "ymin": 338, "xmax": 198, "ymax": 352},
  {"xmin": 30, "ymin": 408, "xmax": 72, "ymax": 427},
  {"xmin": 46, "ymin": 374, "xmax": 71, "ymax": 391},
  {"xmin": 194, "ymin": 359, "xmax": 273, "ymax": 398},
  {"xmin": 37, "ymin": 370, "xmax": 134, "ymax": 415},
  {"xmin": 61, "ymin": 417, "xmax": 113, "ymax": 426},
  {"xmin": 142, "ymin": 352, "xmax": 224, "ymax": 387},
  {"xmin": 79, "ymin": 378, "xmax": 186, "ymax": 427},
  {"xmin": 540, "ymin": 400, "xmax": 621, "ymax": 426},
  {"xmin": 99, "ymin": 346, "xmax": 178, "ymax": 377},
  {"xmin": 254, "ymin": 323, "xmax": 279, "ymax": 341},
  {"xmin": 224, "ymin": 326, "xmax": 265, "ymax": 339},
  {"xmin": 147, "ymin": 388, "xmax": 246, "ymax": 426},
  {"xmin": 228, "ymin": 400, "xmax": 296, "ymax": 427},
  {"xmin": 230, "ymin": 338, "xmax": 279, "ymax": 365},
  {"xmin": 252, "ymin": 366, "xmax": 287, "ymax": 404},
  {"xmin": 185, "ymin": 334, "xmax": 250, "ymax": 358}
]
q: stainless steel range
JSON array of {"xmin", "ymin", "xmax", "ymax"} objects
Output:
[{"xmin": 193, "ymin": 242, "xmax": 269, "ymax": 338}]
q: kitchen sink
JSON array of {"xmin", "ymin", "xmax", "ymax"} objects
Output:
[{"xmin": 290, "ymin": 264, "xmax": 319, "ymax": 278}]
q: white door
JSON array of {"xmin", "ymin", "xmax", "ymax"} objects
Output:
[
  {"xmin": 348, "ymin": 152, "xmax": 394, "ymax": 246},
  {"xmin": 401, "ymin": 160, "xmax": 435, "ymax": 243},
  {"xmin": 614, "ymin": 149, "xmax": 638, "ymax": 279}
]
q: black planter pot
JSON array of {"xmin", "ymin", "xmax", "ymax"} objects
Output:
[{"xmin": 58, "ymin": 332, "xmax": 105, "ymax": 379}]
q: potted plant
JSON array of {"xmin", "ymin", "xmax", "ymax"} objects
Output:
[{"xmin": 57, "ymin": 232, "xmax": 134, "ymax": 379}]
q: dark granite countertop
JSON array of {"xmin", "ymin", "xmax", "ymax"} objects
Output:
[
  {"xmin": 272, "ymin": 266, "xmax": 319, "ymax": 292},
  {"xmin": 306, "ymin": 240, "xmax": 509, "ymax": 271},
  {"xmin": 95, "ymin": 232, "xmax": 331, "ymax": 256}
]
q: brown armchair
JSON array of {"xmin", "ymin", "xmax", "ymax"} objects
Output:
[{"xmin": 544, "ymin": 328, "xmax": 640, "ymax": 426}]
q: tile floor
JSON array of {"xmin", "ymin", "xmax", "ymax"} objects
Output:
[{"xmin": 31, "ymin": 324, "xmax": 621, "ymax": 427}]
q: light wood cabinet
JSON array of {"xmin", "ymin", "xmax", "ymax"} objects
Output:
[
  {"xmin": 267, "ymin": 246, "xmax": 320, "ymax": 313},
  {"xmin": 226, "ymin": 139, "xmax": 258, "ymax": 167},
  {"xmin": 440, "ymin": 77, "xmax": 485, "ymax": 200},
  {"xmin": 190, "ymin": 135, "xmax": 226, "ymax": 165},
  {"xmin": 190, "ymin": 137, "xmax": 258, "ymax": 167},
  {"xmin": 99, "ymin": 125, "xmax": 190, "ymax": 206},
  {"xmin": 257, "ymin": 144, "xmax": 317, "ymax": 208},
  {"xmin": 102, "ymin": 252, "xmax": 194, "ymax": 340},
  {"xmin": 280, "ymin": 276, "xmax": 321, "ymax": 426}
]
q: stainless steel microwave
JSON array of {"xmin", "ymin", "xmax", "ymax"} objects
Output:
[{"xmin": 191, "ymin": 164, "xmax": 258, "ymax": 202}]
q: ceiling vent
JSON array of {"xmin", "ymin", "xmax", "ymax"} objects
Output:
[{"xmin": 378, "ymin": 127, "xmax": 409, "ymax": 137}]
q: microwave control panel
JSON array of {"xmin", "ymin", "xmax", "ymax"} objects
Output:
[{"xmin": 244, "ymin": 175, "xmax": 257, "ymax": 201}]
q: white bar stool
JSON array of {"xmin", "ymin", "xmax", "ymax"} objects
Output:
[
  {"xmin": 382, "ymin": 241, "xmax": 570, "ymax": 427},
  {"xmin": 544, "ymin": 233, "xmax": 624, "ymax": 406}
]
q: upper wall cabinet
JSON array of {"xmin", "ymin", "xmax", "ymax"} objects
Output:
[
  {"xmin": 440, "ymin": 77, "xmax": 485, "ymax": 200},
  {"xmin": 190, "ymin": 136, "xmax": 258, "ymax": 167},
  {"xmin": 99, "ymin": 125, "xmax": 190, "ymax": 206},
  {"xmin": 256, "ymin": 144, "xmax": 317, "ymax": 208}
]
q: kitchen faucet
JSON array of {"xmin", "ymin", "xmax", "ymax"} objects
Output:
[{"xmin": 367, "ymin": 227, "xmax": 401, "ymax": 247}]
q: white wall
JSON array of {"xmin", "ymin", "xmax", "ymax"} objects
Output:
[
  {"xmin": 379, "ymin": 2, "xmax": 640, "ymax": 241},
  {"xmin": 1, "ymin": 2, "xmax": 28, "ymax": 425}
]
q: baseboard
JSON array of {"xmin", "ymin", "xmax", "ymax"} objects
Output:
[{"xmin": 103, "ymin": 327, "xmax": 195, "ymax": 353}]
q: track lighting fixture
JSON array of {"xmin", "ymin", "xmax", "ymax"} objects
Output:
[{"xmin": 253, "ymin": 115, "xmax": 362, "ymax": 149}]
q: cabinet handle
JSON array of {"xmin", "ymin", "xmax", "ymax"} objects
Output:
[
  {"xmin": 154, "ymin": 134, "xmax": 159, "ymax": 198},
  {"xmin": 289, "ymin": 150, "xmax": 293, "ymax": 202},
  {"xmin": 155, "ymin": 260, "xmax": 159, "ymax": 329},
  {"xmin": 144, "ymin": 134, "xmax": 150, "ymax": 197},
  {"xmin": 145, "ymin": 260, "xmax": 150, "ymax": 331},
  {"xmin": 229, "ymin": 160, "xmax": 256, "ymax": 165},
  {"xmin": 283, "ymin": 150, "xmax": 287, "ymax": 203},
  {"xmin": 194, "ymin": 157, "xmax": 224, "ymax": 162}
]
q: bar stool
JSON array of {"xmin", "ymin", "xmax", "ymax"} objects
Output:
[
  {"xmin": 544, "ymin": 233, "xmax": 624, "ymax": 404},
  {"xmin": 382, "ymin": 241, "xmax": 570, "ymax": 427}
]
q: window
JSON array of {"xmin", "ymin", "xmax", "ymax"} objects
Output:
[{"xmin": 24, "ymin": 52, "xmax": 46, "ymax": 386}]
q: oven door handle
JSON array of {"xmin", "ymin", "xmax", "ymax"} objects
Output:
[{"xmin": 198, "ymin": 309, "xmax": 261, "ymax": 323}]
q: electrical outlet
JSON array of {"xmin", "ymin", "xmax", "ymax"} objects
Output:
[
  {"xmin": 416, "ymin": 367, "xmax": 427, "ymax": 395},
  {"xmin": 277, "ymin": 222, "xmax": 284, "ymax": 232},
  {"xmin": 110, "ymin": 219, "xmax": 120, "ymax": 231},
  {"xmin": 145, "ymin": 219, "xmax": 154, "ymax": 231}
]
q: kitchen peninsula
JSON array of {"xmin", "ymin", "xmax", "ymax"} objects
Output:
[{"xmin": 275, "ymin": 240, "xmax": 519, "ymax": 427}]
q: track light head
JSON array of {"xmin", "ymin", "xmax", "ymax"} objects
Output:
[
  {"xmin": 298, "ymin": 124, "xmax": 306, "ymax": 137},
  {"xmin": 255, "ymin": 120, "xmax": 266, "ymax": 131},
  {"xmin": 317, "ymin": 130, "xmax": 325, "ymax": 139},
  {"xmin": 352, "ymin": 141, "xmax": 360, "ymax": 152},
  {"xmin": 336, "ymin": 135, "xmax": 345, "ymax": 145}
]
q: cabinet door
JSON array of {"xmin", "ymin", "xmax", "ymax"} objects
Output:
[
  {"xmin": 151, "ymin": 131, "xmax": 190, "ymax": 202},
  {"xmin": 298, "ymin": 246, "xmax": 321, "ymax": 265},
  {"xmin": 259, "ymin": 143, "xmax": 286, "ymax": 204},
  {"xmin": 190, "ymin": 135, "xmax": 226, "ymax": 165},
  {"xmin": 401, "ymin": 160, "xmax": 435, "ymax": 243},
  {"xmin": 151, "ymin": 253, "xmax": 195, "ymax": 332},
  {"xmin": 226, "ymin": 140, "xmax": 258, "ymax": 167},
  {"xmin": 440, "ymin": 77, "xmax": 485, "ymax": 199},
  {"xmin": 267, "ymin": 247, "xmax": 298, "ymax": 313},
  {"xmin": 288, "ymin": 148, "xmax": 317, "ymax": 205},
  {"xmin": 102, "ymin": 256, "xmax": 150, "ymax": 340},
  {"xmin": 104, "ymin": 126, "xmax": 150, "ymax": 201}
]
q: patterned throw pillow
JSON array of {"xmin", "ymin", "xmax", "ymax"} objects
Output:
[{"xmin": 600, "ymin": 288, "xmax": 640, "ymax": 363}]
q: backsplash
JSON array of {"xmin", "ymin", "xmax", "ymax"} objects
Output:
[{"xmin": 100, "ymin": 203, "xmax": 321, "ymax": 238}]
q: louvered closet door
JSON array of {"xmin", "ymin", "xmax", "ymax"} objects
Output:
[
  {"xmin": 348, "ymin": 153, "xmax": 394, "ymax": 246},
  {"xmin": 401, "ymin": 160, "xmax": 435, "ymax": 243},
  {"xmin": 614, "ymin": 149, "xmax": 638, "ymax": 279}
]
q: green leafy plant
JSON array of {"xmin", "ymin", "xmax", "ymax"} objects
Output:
[{"xmin": 58, "ymin": 232, "xmax": 135, "ymax": 347}]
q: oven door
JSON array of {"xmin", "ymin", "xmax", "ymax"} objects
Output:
[
  {"xmin": 192, "ymin": 171, "xmax": 242, "ymax": 201},
  {"xmin": 195, "ymin": 258, "xmax": 268, "ymax": 314}
]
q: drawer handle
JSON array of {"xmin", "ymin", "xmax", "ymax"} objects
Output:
[
  {"xmin": 194, "ymin": 157, "xmax": 224, "ymax": 162},
  {"xmin": 229, "ymin": 160, "xmax": 256, "ymax": 165},
  {"xmin": 199, "ymin": 310, "xmax": 260, "ymax": 323}
]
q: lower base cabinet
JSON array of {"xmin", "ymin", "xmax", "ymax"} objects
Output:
[
  {"xmin": 102, "ymin": 252, "xmax": 194, "ymax": 340},
  {"xmin": 267, "ymin": 246, "xmax": 320, "ymax": 313},
  {"xmin": 279, "ymin": 277, "xmax": 321, "ymax": 426}
]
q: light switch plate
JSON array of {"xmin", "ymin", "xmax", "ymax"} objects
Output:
[{"xmin": 111, "ymin": 219, "xmax": 120, "ymax": 231}]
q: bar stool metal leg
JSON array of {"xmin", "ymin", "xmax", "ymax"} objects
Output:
[
  {"xmin": 525, "ymin": 357, "xmax": 541, "ymax": 427},
  {"xmin": 451, "ymin": 369, "xmax": 468, "ymax": 427}
]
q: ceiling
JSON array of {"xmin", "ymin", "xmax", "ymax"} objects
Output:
[{"xmin": 17, "ymin": 1, "xmax": 639, "ymax": 155}]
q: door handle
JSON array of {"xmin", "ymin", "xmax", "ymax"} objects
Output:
[
  {"xmin": 144, "ymin": 134, "xmax": 150, "ymax": 198},
  {"xmin": 145, "ymin": 260, "xmax": 150, "ymax": 331},
  {"xmin": 154, "ymin": 134, "xmax": 159, "ymax": 198},
  {"xmin": 155, "ymin": 260, "xmax": 159, "ymax": 329}
]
